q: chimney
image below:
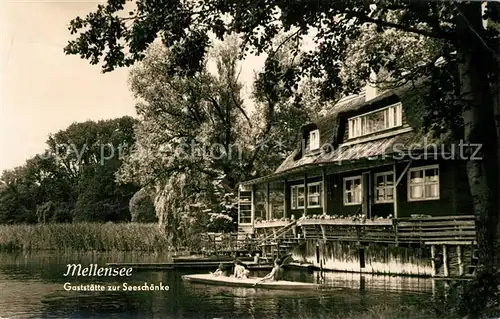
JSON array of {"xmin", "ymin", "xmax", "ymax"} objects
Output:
[{"xmin": 364, "ymin": 69, "xmax": 378, "ymax": 101}]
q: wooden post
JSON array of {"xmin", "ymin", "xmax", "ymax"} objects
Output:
[
  {"xmin": 266, "ymin": 183, "xmax": 270, "ymax": 220},
  {"xmin": 303, "ymin": 173, "xmax": 308, "ymax": 218},
  {"xmin": 322, "ymin": 169, "xmax": 327, "ymax": 215},
  {"xmin": 283, "ymin": 178, "xmax": 288, "ymax": 219},
  {"xmin": 431, "ymin": 278, "xmax": 436, "ymax": 298},
  {"xmin": 361, "ymin": 172, "xmax": 370, "ymax": 218},
  {"xmin": 251, "ymin": 185, "xmax": 256, "ymax": 228},
  {"xmin": 431, "ymin": 245, "xmax": 436, "ymax": 276},
  {"xmin": 457, "ymin": 245, "xmax": 463, "ymax": 276},
  {"xmin": 443, "ymin": 245, "xmax": 449, "ymax": 277},
  {"xmin": 393, "ymin": 163, "xmax": 398, "ymax": 219},
  {"xmin": 320, "ymin": 225, "xmax": 327, "ymax": 242}
]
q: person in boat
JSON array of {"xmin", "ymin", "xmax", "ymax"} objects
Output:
[
  {"xmin": 256, "ymin": 258, "xmax": 283, "ymax": 284},
  {"xmin": 233, "ymin": 259, "xmax": 249, "ymax": 279},
  {"xmin": 211, "ymin": 263, "xmax": 229, "ymax": 277}
]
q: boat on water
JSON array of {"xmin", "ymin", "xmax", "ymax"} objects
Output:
[{"xmin": 182, "ymin": 274, "xmax": 320, "ymax": 290}]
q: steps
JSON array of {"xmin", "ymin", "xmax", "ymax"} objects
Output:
[{"xmin": 253, "ymin": 221, "xmax": 304, "ymax": 263}]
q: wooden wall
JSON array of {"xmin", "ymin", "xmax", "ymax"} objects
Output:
[{"xmin": 278, "ymin": 159, "xmax": 473, "ymax": 219}]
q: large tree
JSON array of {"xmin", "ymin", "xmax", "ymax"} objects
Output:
[
  {"xmin": 65, "ymin": 1, "xmax": 500, "ymax": 316},
  {"xmin": 0, "ymin": 116, "xmax": 138, "ymax": 223},
  {"xmin": 117, "ymin": 39, "xmax": 317, "ymax": 245}
]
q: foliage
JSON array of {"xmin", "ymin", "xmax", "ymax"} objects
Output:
[
  {"xmin": 206, "ymin": 212, "xmax": 233, "ymax": 233},
  {"xmin": 117, "ymin": 39, "xmax": 319, "ymax": 246},
  {"xmin": 0, "ymin": 117, "xmax": 138, "ymax": 224},
  {"xmin": 129, "ymin": 188, "xmax": 157, "ymax": 222},
  {"xmin": 36, "ymin": 201, "xmax": 73, "ymax": 223}
]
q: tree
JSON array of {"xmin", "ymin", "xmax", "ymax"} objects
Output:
[
  {"xmin": 47, "ymin": 116, "xmax": 139, "ymax": 222},
  {"xmin": 117, "ymin": 38, "xmax": 321, "ymax": 246},
  {"xmin": 117, "ymin": 40, "xmax": 250, "ymax": 244},
  {"xmin": 66, "ymin": 1, "xmax": 500, "ymax": 316},
  {"xmin": 0, "ymin": 166, "xmax": 38, "ymax": 224},
  {"xmin": 0, "ymin": 116, "xmax": 139, "ymax": 224},
  {"xmin": 129, "ymin": 188, "xmax": 157, "ymax": 222}
]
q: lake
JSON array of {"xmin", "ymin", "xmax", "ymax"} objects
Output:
[{"xmin": 0, "ymin": 252, "xmax": 439, "ymax": 318}]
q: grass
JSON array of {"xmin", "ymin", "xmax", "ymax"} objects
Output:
[{"xmin": 0, "ymin": 223, "xmax": 171, "ymax": 251}]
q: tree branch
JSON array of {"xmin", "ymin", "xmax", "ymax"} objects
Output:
[{"xmin": 350, "ymin": 12, "xmax": 452, "ymax": 40}]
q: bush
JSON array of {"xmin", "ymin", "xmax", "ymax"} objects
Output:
[
  {"xmin": 130, "ymin": 188, "xmax": 157, "ymax": 223},
  {"xmin": 206, "ymin": 212, "xmax": 233, "ymax": 233}
]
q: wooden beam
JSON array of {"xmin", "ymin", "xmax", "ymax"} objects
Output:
[
  {"xmin": 457, "ymin": 245, "xmax": 463, "ymax": 276},
  {"xmin": 424, "ymin": 241, "xmax": 474, "ymax": 246},
  {"xmin": 431, "ymin": 245, "xmax": 436, "ymax": 277},
  {"xmin": 322, "ymin": 169, "xmax": 327, "ymax": 215},
  {"xmin": 362, "ymin": 172, "xmax": 370, "ymax": 218},
  {"xmin": 395, "ymin": 160, "xmax": 412, "ymax": 186},
  {"xmin": 393, "ymin": 163, "xmax": 398, "ymax": 219},
  {"xmin": 303, "ymin": 173, "xmax": 308, "ymax": 218},
  {"xmin": 251, "ymin": 185, "xmax": 256, "ymax": 228},
  {"xmin": 266, "ymin": 183, "xmax": 270, "ymax": 220},
  {"xmin": 443, "ymin": 245, "xmax": 449, "ymax": 277},
  {"xmin": 320, "ymin": 224, "xmax": 327, "ymax": 241},
  {"xmin": 283, "ymin": 178, "xmax": 288, "ymax": 219}
]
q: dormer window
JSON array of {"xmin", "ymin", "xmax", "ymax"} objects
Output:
[
  {"xmin": 348, "ymin": 102, "xmax": 403, "ymax": 139},
  {"xmin": 309, "ymin": 129, "xmax": 320, "ymax": 150}
]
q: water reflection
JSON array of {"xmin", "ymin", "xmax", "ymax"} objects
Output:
[{"xmin": 0, "ymin": 252, "xmax": 436, "ymax": 318}]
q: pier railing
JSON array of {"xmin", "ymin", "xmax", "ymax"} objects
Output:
[
  {"xmin": 395, "ymin": 215, "xmax": 476, "ymax": 244},
  {"xmin": 293, "ymin": 215, "xmax": 476, "ymax": 245},
  {"xmin": 298, "ymin": 219, "xmax": 395, "ymax": 243},
  {"xmin": 198, "ymin": 233, "xmax": 257, "ymax": 255}
]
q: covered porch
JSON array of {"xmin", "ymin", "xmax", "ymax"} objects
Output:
[{"xmin": 238, "ymin": 157, "xmax": 406, "ymax": 234}]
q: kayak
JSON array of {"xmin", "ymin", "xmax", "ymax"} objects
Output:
[{"xmin": 181, "ymin": 274, "xmax": 320, "ymax": 290}]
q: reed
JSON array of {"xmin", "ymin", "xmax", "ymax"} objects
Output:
[{"xmin": 0, "ymin": 223, "xmax": 171, "ymax": 251}]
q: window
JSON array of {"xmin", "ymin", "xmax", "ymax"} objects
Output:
[
  {"xmin": 344, "ymin": 176, "xmax": 362, "ymax": 205},
  {"xmin": 408, "ymin": 165, "xmax": 440, "ymax": 201},
  {"xmin": 291, "ymin": 185, "xmax": 305, "ymax": 209},
  {"xmin": 291, "ymin": 183, "xmax": 322, "ymax": 209},
  {"xmin": 307, "ymin": 182, "xmax": 322, "ymax": 208},
  {"xmin": 375, "ymin": 172, "xmax": 394, "ymax": 203},
  {"xmin": 238, "ymin": 191, "xmax": 252, "ymax": 224},
  {"xmin": 348, "ymin": 103, "xmax": 403, "ymax": 139},
  {"xmin": 309, "ymin": 129, "xmax": 320, "ymax": 150}
]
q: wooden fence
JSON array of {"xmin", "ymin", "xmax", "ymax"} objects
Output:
[{"xmin": 294, "ymin": 215, "xmax": 476, "ymax": 245}]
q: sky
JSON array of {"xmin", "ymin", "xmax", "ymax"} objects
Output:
[{"xmin": 0, "ymin": 1, "xmax": 266, "ymax": 173}]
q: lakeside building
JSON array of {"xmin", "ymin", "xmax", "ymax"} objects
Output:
[{"xmin": 237, "ymin": 81, "xmax": 476, "ymax": 278}]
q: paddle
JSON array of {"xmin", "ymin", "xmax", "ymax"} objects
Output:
[{"xmin": 253, "ymin": 277, "xmax": 267, "ymax": 286}]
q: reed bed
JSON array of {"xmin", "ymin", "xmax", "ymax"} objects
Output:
[{"xmin": 0, "ymin": 223, "xmax": 171, "ymax": 251}]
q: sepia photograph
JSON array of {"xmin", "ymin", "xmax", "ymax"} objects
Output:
[{"xmin": 1, "ymin": 0, "xmax": 500, "ymax": 318}]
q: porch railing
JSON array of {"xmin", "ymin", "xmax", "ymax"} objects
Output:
[
  {"xmin": 395, "ymin": 215, "xmax": 476, "ymax": 244},
  {"xmin": 254, "ymin": 220, "xmax": 297, "ymax": 247},
  {"xmin": 293, "ymin": 215, "xmax": 476, "ymax": 245}
]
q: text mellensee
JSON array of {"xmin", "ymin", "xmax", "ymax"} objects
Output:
[{"xmin": 63, "ymin": 264, "xmax": 133, "ymax": 277}]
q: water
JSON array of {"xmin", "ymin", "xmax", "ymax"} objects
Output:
[{"xmin": 0, "ymin": 252, "xmax": 436, "ymax": 318}]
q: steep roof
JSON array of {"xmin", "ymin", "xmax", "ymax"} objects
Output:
[
  {"xmin": 241, "ymin": 81, "xmax": 456, "ymax": 185},
  {"xmin": 275, "ymin": 83, "xmax": 427, "ymax": 172}
]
